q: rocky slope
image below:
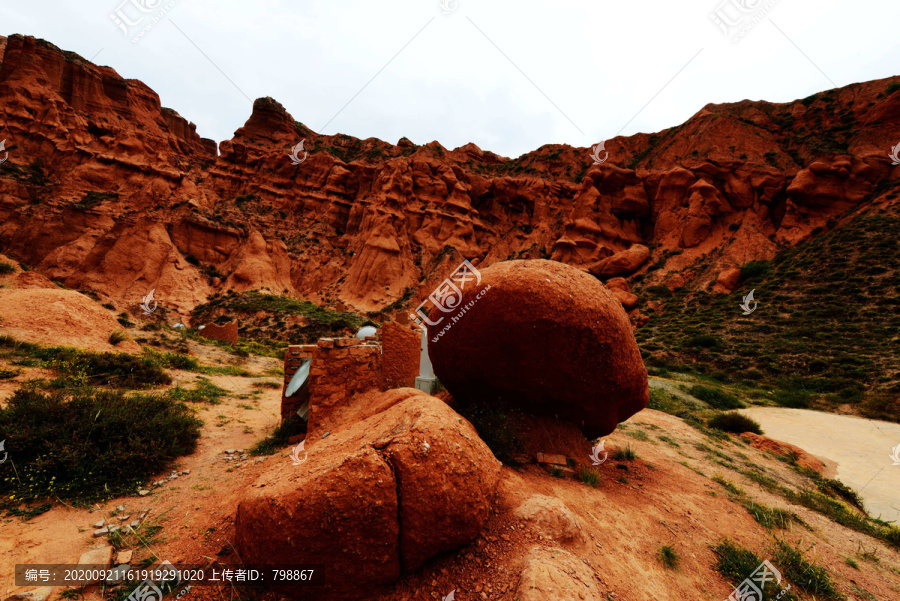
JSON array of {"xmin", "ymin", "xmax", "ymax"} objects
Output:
[{"xmin": 0, "ymin": 33, "xmax": 899, "ymax": 321}]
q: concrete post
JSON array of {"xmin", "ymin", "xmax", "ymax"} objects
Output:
[{"xmin": 414, "ymin": 325, "xmax": 437, "ymax": 394}]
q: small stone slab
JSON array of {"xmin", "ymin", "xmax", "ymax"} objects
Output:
[{"xmin": 4, "ymin": 587, "xmax": 52, "ymax": 601}]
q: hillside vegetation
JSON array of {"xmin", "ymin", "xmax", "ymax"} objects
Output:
[{"xmin": 635, "ymin": 204, "xmax": 900, "ymax": 422}]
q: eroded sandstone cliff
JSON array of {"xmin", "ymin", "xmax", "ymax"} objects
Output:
[{"xmin": 0, "ymin": 34, "xmax": 898, "ymax": 317}]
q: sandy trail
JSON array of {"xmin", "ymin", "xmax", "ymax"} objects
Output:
[{"xmin": 740, "ymin": 407, "xmax": 900, "ymax": 523}]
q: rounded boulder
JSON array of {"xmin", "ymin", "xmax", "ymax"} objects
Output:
[{"xmin": 427, "ymin": 259, "xmax": 648, "ymax": 438}]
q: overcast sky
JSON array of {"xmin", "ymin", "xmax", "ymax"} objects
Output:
[{"xmin": 2, "ymin": 0, "xmax": 898, "ymax": 158}]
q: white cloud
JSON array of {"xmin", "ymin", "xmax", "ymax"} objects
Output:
[{"xmin": 3, "ymin": 0, "xmax": 898, "ymax": 157}]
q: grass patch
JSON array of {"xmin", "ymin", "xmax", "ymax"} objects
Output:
[
  {"xmin": 249, "ymin": 416, "xmax": 304, "ymax": 456},
  {"xmin": 713, "ymin": 471, "xmax": 805, "ymax": 530},
  {"xmin": 191, "ymin": 291, "xmax": 368, "ymax": 345},
  {"xmin": 743, "ymin": 499, "xmax": 804, "ymax": 530},
  {"xmin": 635, "ymin": 211, "xmax": 900, "ymax": 422},
  {"xmin": 252, "ymin": 380, "xmax": 281, "ymax": 389},
  {"xmin": 735, "ymin": 465, "xmax": 900, "ymax": 549},
  {"xmin": 772, "ymin": 538, "xmax": 842, "ymax": 600},
  {"xmin": 0, "ymin": 368, "xmax": 21, "ymax": 380},
  {"xmin": 108, "ymin": 520, "xmax": 165, "ymax": 551},
  {"xmin": 612, "ymin": 444, "xmax": 636, "ymax": 461},
  {"xmin": 108, "ymin": 330, "xmax": 128, "ymax": 346},
  {"xmin": 712, "ymin": 540, "xmax": 798, "ymax": 601},
  {"xmin": 0, "ymin": 338, "xmax": 173, "ymax": 389},
  {"xmin": 658, "ymin": 545, "xmax": 679, "ymax": 569},
  {"xmin": 816, "ymin": 477, "xmax": 865, "ymax": 511},
  {"xmin": 689, "ymin": 385, "xmax": 745, "ymax": 409},
  {"xmin": 145, "ymin": 349, "xmax": 201, "ymax": 372},
  {"xmin": 647, "ymin": 387, "xmax": 688, "ymax": 415},
  {"xmin": 708, "ymin": 412, "xmax": 763, "ymax": 435},
  {"xmin": 0, "ymin": 388, "xmax": 201, "ymax": 505},
  {"xmin": 658, "ymin": 435, "xmax": 680, "ymax": 447},
  {"xmin": 166, "ymin": 378, "xmax": 227, "ymax": 404},
  {"xmin": 577, "ymin": 466, "xmax": 600, "ymax": 488},
  {"xmin": 712, "ymin": 474, "xmax": 744, "ymax": 496},
  {"xmin": 0, "ymin": 261, "xmax": 16, "ymax": 274}
]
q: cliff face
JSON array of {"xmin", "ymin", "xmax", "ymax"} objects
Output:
[{"xmin": 0, "ymin": 33, "xmax": 898, "ymax": 317}]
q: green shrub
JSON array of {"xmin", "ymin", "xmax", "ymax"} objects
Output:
[
  {"xmin": 686, "ymin": 334, "xmax": 723, "ymax": 349},
  {"xmin": 166, "ymin": 378, "xmax": 227, "ymax": 404},
  {"xmin": 689, "ymin": 385, "xmax": 745, "ymax": 409},
  {"xmin": 145, "ymin": 350, "xmax": 200, "ymax": 371},
  {"xmin": 658, "ymin": 545, "xmax": 679, "ymax": 569},
  {"xmin": 772, "ymin": 389, "xmax": 811, "ymax": 409},
  {"xmin": 708, "ymin": 412, "xmax": 763, "ymax": 435},
  {"xmin": 20, "ymin": 346, "xmax": 172, "ymax": 389},
  {"xmin": 887, "ymin": 82, "xmax": 900, "ymax": 95},
  {"xmin": 252, "ymin": 380, "xmax": 282, "ymax": 390},
  {"xmin": 713, "ymin": 539, "xmax": 764, "ymax": 584},
  {"xmin": 816, "ymin": 478, "xmax": 865, "ymax": 511},
  {"xmin": 646, "ymin": 285, "xmax": 673, "ymax": 298},
  {"xmin": 577, "ymin": 466, "xmax": 600, "ymax": 488},
  {"xmin": 108, "ymin": 330, "xmax": 128, "ymax": 346},
  {"xmin": 0, "ymin": 388, "xmax": 202, "ymax": 504},
  {"xmin": 612, "ymin": 444, "xmax": 636, "ymax": 461},
  {"xmin": 740, "ymin": 260, "xmax": 772, "ymax": 281},
  {"xmin": 249, "ymin": 416, "xmax": 304, "ymax": 456},
  {"xmin": 0, "ymin": 261, "xmax": 16, "ymax": 275}
]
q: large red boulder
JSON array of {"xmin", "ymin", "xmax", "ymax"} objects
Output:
[
  {"xmin": 235, "ymin": 390, "xmax": 501, "ymax": 600},
  {"xmin": 427, "ymin": 260, "xmax": 648, "ymax": 438}
]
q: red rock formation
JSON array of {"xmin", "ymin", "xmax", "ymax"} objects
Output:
[
  {"xmin": 0, "ymin": 33, "xmax": 898, "ymax": 318},
  {"xmin": 713, "ymin": 267, "xmax": 742, "ymax": 293},
  {"xmin": 306, "ymin": 340, "xmax": 385, "ymax": 439},
  {"xmin": 426, "ymin": 260, "xmax": 648, "ymax": 439},
  {"xmin": 197, "ymin": 319, "xmax": 238, "ymax": 345},
  {"xmin": 605, "ymin": 277, "xmax": 639, "ymax": 310},
  {"xmin": 588, "ymin": 244, "xmax": 651, "ymax": 277},
  {"xmin": 235, "ymin": 391, "xmax": 502, "ymax": 600},
  {"xmin": 380, "ymin": 321, "xmax": 421, "ymax": 389},
  {"xmin": 739, "ymin": 432, "xmax": 826, "ymax": 475}
]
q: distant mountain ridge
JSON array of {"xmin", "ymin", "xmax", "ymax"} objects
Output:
[{"xmin": 0, "ymin": 33, "xmax": 898, "ymax": 319}]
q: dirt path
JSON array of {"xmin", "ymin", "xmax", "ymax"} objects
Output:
[{"xmin": 740, "ymin": 407, "xmax": 900, "ymax": 523}]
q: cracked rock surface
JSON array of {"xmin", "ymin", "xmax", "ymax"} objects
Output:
[{"xmin": 235, "ymin": 389, "xmax": 501, "ymax": 600}]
